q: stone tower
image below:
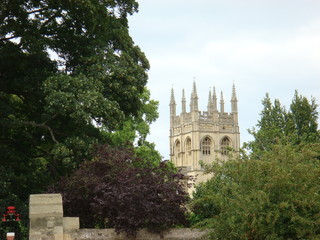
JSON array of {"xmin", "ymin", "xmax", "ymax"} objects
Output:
[{"xmin": 169, "ymin": 82, "xmax": 240, "ymax": 194}]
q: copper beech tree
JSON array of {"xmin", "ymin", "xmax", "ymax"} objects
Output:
[{"xmin": 50, "ymin": 144, "xmax": 189, "ymax": 236}]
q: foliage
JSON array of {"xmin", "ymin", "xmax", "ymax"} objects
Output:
[
  {"xmin": 104, "ymin": 88, "xmax": 161, "ymax": 166},
  {"xmin": 191, "ymin": 143, "xmax": 320, "ymax": 240},
  {"xmin": 49, "ymin": 144, "xmax": 188, "ymax": 236},
  {"xmin": 0, "ymin": 0, "xmax": 156, "ymax": 207},
  {"xmin": 245, "ymin": 91, "xmax": 319, "ymax": 157},
  {"xmin": 134, "ymin": 142, "xmax": 162, "ymax": 167},
  {"xmin": 287, "ymin": 91, "xmax": 319, "ymax": 144}
]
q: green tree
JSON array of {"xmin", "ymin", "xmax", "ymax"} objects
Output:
[
  {"xmin": 191, "ymin": 143, "xmax": 320, "ymax": 240},
  {"xmin": 245, "ymin": 94, "xmax": 287, "ymax": 156},
  {"xmin": 0, "ymin": 0, "xmax": 155, "ymax": 207},
  {"xmin": 287, "ymin": 90, "xmax": 319, "ymax": 144},
  {"xmin": 245, "ymin": 91, "xmax": 319, "ymax": 157}
]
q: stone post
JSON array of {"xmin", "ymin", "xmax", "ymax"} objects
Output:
[{"xmin": 29, "ymin": 194, "xmax": 64, "ymax": 240}]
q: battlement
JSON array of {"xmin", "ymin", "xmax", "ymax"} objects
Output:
[
  {"xmin": 170, "ymin": 82, "xmax": 238, "ymax": 122},
  {"xmin": 171, "ymin": 110, "xmax": 237, "ymax": 127}
]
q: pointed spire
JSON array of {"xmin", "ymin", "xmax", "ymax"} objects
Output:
[
  {"xmin": 181, "ymin": 89, "xmax": 186, "ymax": 113},
  {"xmin": 232, "ymin": 83, "xmax": 237, "ymax": 101},
  {"xmin": 192, "ymin": 81, "xmax": 198, "ymax": 98},
  {"xmin": 212, "ymin": 86, "xmax": 217, "ymax": 111},
  {"xmin": 170, "ymin": 88, "xmax": 176, "ymax": 116},
  {"xmin": 190, "ymin": 81, "xmax": 199, "ymax": 111},
  {"xmin": 220, "ymin": 91, "xmax": 225, "ymax": 113},
  {"xmin": 207, "ymin": 89, "xmax": 213, "ymax": 113},
  {"xmin": 231, "ymin": 83, "xmax": 238, "ymax": 112},
  {"xmin": 170, "ymin": 88, "xmax": 175, "ymax": 104},
  {"xmin": 207, "ymin": 89, "xmax": 212, "ymax": 107}
]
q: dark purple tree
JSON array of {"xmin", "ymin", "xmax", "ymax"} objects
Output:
[{"xmin": 50, "ymin": 144, "xmax": 188, "ymax": 236}]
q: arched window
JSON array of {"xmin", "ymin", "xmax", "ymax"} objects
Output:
[
  {"xmin": 175, "ymin": 140, "xmax": 180, "ymax": 157},
  {"xmin": 221, "ymin": 137, "xmax": 230, "ymax": 155},
  {"xmin": 174, "ymin": 140, "xmax": 181, "ymax": 166},
  {"xmin": 202, "ymin": 137, "xmax": 211, "ymax": 155},
  {"xmin": 186, "ymin": 138, "xmax": 191, "ymax": 155}
]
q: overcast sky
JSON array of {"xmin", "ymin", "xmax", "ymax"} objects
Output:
[{"xmin": 128, "ymin": 0, "xmax": 320, "ymax": 159}]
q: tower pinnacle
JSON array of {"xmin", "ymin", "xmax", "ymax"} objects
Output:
[
  {"xmin": 207, "ymin": 89, "xmax": 213, "ymax": 113},
  {"xmin": 220, "ymin": 91, "xmax": 225, "ymax": 113},
  {"xmin": 182, "ymin": 89, "xmax": 186, "ymax": 113},
  {"xmin": 190, "ymin": 81, "xmax": 199, "ymax": 111},
  {"xmin": 212, "ymin": 87, "xmax": 217, "ymax": 111},
  {"xmin": 170, "ymin": 88, "xmax": 176, "ymax": 116},
  {"xmin": 231, "ymin": 83, "xmax": 238, "ymax": 113}
]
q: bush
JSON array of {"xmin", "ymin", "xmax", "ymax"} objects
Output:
[{"xmin": 50, "ymin": 144, "xmax": 188, "ymax": 236}]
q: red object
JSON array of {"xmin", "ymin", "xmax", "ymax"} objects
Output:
[
  {"xmin": 15, "ymin": 214, "xmax": 20, "ymax": 221},
  {"xmin": 6, "ymin": 206, "xmax": 16, "ymax": 214},
  {"xmin": 2, "ymin": 206, "xmax": 20, "ymax": 222}
]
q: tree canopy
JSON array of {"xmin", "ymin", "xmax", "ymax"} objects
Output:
[
  {"xmin": 245, "ymin": 91, "xmax": 319, "ymax": 157},
  {"xmin": 50, "ymin": 144, "xmax": 188, "ymax": 236},
  {"xmin": 191, "ymin": 143, "xmax": 320, "ymax": 240},
  {"xmin": 0, "ymin": 0, "xmax": 157, "ymax": 208},
  {"xmin": 190, "ymin": 91, "xmax": 320, "ymax": 239}
]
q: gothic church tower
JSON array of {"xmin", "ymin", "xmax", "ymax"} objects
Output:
[{"xmin": 169, "ymin": 82, "xmax": 240, "ymax": 194}]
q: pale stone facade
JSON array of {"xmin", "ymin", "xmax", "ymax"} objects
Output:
[{"xmin": 169, "ymin": 82, "xmax": 240, "ymax": 194}]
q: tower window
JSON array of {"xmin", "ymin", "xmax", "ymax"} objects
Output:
[
  {"xmin": 186, "ymin": 138, "xmax": 191, "ymax": 155},
  {"xmin": 202, "ymin": 137, "xmax": 211, "ymax": 155},
  {"xmin": 221, "ymin": 137, "xmax": 230, "ymax": 155},
  {"xmin": 175, "ymin": 141, "xmax": 180, "ymax": 157}
]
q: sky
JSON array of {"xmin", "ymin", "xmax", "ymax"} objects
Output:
[{"xmin": 128, "ymin": 0, "xmax": 320, "ymax": 159}]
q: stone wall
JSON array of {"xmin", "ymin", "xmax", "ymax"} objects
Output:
[
  {"xmin": 66, "ymin": 228, "xmax": 205, "ymax": 240},
  {"xmin": 29, "ymin": 194, "xmax": 64, "ymax": 240},
  {"xmin": 29, "ymin": 194, "xmax": 206, "ymax": 240}
]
